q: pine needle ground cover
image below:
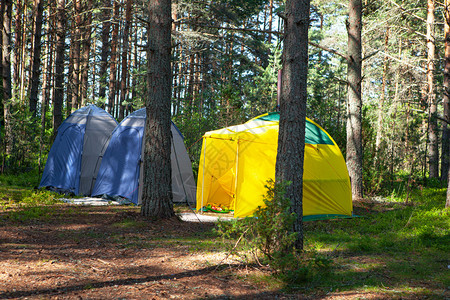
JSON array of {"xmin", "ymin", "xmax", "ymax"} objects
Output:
[{"xmin": 0, "ymin": 174, "xmax": 448, "ymax": 299}]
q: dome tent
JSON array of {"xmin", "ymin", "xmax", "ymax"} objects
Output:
[
  {"xmin": 91, "ymin": 108, "xmax": 196, "ymax": 205},
  {"xmin": 40, "ymin": 104, "xmax": 118, "ymax": 195},
  {"xmin": 196, "ymin": 112, "xmax": 352, "ymax": 219}
]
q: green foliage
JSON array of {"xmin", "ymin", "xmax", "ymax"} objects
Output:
[
  {"xmin": 216, "ymin": 180, "xmax": 296, "ymax": 263},
  {"xmin": 216, "ymin": 180, "xmax": 334, "ymax": 284},
  {"xmin": 0, "ymin": 188, "xmax": 63, "ymax": 222},
  {"xmin": 1, "ymin": 99, "xmax": 48, "ymax": 174},
  {"xmin": 0, "ymin": 171, "xmax": 41, "ymax": 188}
]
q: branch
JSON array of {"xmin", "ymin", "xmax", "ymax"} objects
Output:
[
  {"xmin": 362, "ymin": 50, "xmax": 379, "ymax": 61},
  {"xmin": 389, "ymin": 0, "xmax": 427, "ymax": 23},
  {"xmin": 196, "ymin": 23, "xmax": 282, "ymax": 36},
  {"xmin": 368, "ymin": 47, "xmax": 426, "ymax": 74},
  {"xmin": 308, "ymin": 41, "xmax": 347, "ymax": 60}
]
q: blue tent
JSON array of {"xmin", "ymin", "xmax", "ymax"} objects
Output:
[
  {"xmin": 91, "ymin": 108, "xmax": 196, "ymax": 205},
  {"xmin": 39, "ymin": 105, "xmax": 118, "ymax": 195}
]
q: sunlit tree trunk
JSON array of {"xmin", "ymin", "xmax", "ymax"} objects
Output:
[
  {"xmin": 12, "ymin": 0, "xmax": 21, "ymax": 96},
  {"xmin": 444, "ymin": 0, "xmax": 450, "ymax": 208},
  {"xmin": 141, "ymin": 0, "xmax": 175, "ymax": 219},
  {"xmin": 28, "ymin": 0, "xmax": 44, "ymax": 117},
  {"xmin": 443, "ymin": 0, "xmax": 450, "ymax": 184},
  {"xmin": 98, "ymin": 0, "xmax": 111, "ymax": 105},
  {"xmin": 2, "ymin": 0, "xmax": 12, "ymax": 169},
  {"xmin": 53, "ymin": 0, "xmax": 66, "ymax": 138},
  {"xmin": 346, "ymin": 0, "xmax": 363, "ymax": 200},
  {"xmin": 119, "ymin": 0, "xmax": 133, "ymax": 120},
  {"xmin": 375, "ymin": 27, "xmax": 389, "ymax": 156},
  {"xmin": 427, "ymin": 0, "xmax": 438, "ymax": 178},
  {"xmin": 108, "ymin": 0, "xmax": 119, "ymax": 116},
  {"xmin": 80, "ymin": 0, "xmax": 92, "ymax": 107},
  {"xmin": 275, "ymin": 0, "xmax": 310, "ymax": 251}
]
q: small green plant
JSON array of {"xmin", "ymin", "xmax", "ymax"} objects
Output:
[{"xmin": 216, "ymin": 180, "xmax": 331, "ymax": 283}]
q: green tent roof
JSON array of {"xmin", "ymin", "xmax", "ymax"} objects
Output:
[{"xmin": 253, "ymin": 112, "xmax": 333, "ymax": 145}]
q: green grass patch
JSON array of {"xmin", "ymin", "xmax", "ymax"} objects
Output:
[
  {"xmin": 112, "ymin": 218, "xmax": 149, "ymax": 229},
  {"xmin": 298, "ymin": 187, "xmax": 449, "ymax": 296}
]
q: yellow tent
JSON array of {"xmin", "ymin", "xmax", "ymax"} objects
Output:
[{"xmin": 196, "ymin": 112, "xmax": 352, "ymax": 219}]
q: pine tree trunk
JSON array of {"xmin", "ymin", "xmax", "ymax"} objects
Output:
[
  {"xmin": 28, "ymin": 0, "xmax": 44, "ymax": 117},
  {"xmin": 275, "ymin": 0, "xmax": 310, "ymax": 251},
  {"xmin": 346, "ymin": 0, "xmax": 363, "ymax": 200},
  {"xmin": 13, "ymin": 0, "xmax": 21, "ymax": 95},
  {"xmin": 80, "ymin": 0, "xmax": 92, "ymax": 107},
  {"xmin": 444, "ymin": 0, "xmax": 450, "ymax": 207},
  {"xmin": 0, "ymin": 0, "xmax": 3, "ymax": 125},
  {"xmin": 19, "ymin": 2, "xmax": 27, "ymax": 103},
  {"xmin": 53, "ymin": 0, "xmax": 66, "ymax": 138},
  {"xmin": 427, "ymin": 0, "xmax": 439, "ymax": 178},
  {"xmin": 443, "ymin": 1, "xmax": 450, "ymax": 184},
  {"xmin": 141, "ymin": 0, "xmax": 174, "ymax": 219},
  {"xmin": 267, "ymin": 0, "xmax": 273, "ymax": 45},
  {"xmin": 71, "ymin": 0, "xmax": 81, "ymax": 112},
  {"xmin": 119, "ymin": 0, "xmax": 132, "ymax": 121},
  {"xmin": 39, "ymin": 2, "xmax": 53, "ymax": 174},
  {"xmin": 375, "ymin": 27, "xmax": 389, "ymax": 156},
  {"xmin": 108, "ymin": 0, "xmax": 119, "ymax": 116},
  {"xmin": 2, "ymin": 0, "xmax": 12, "ymax": 168},
  {"xmin": 98, "ymin": 0, "xmax": 111, "ymax": 103}
]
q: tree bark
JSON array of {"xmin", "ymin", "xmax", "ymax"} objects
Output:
[
  {"xmin": 53, "ymin": 0, "xmax": 66, "ymax": 138},
  {"xmin": 2, "ymin": 0, "xmax": 12, "ymax": 167},
  {"xmin": 80, "ymin": 0, "xmax": 92, "ymax": 107},
  {"xmin": 0, "ymin": 0, "xmax": 3, "ymax": 123},
  {"xmin": 108, "ymin": 0, "xmax": 120, "ymax": 116},
  {"xmin": 275, "ymin": 0, "xmax": 310, "ymax": 251},
  {"xmin": 443, "ymin": 0, "xmax": 450, "ymax": 185},
  {"xmin": 346, "ymin": 0, "xmax": 363, "ymax": 200},
  {"xmin": 375, "ymin": 27, "xmax": 389, "ymax": 156},
  {"xmin": 444, "ymin": 0, "xmax": 450, "ymax": 208},
  {"xmin": 28, "ymin": 0, "xmax": 44, "ymax": 117},
  {"xmin": 427, "ymin": 0, "xmax": 438, "ymax": 178},
  {"xmin": 71, "ymin": 0, "xmax": 82, "ymax": 112},
  {"xmin": 12, "ymin": 0, "xmax": 21, "ymax": 96},
  {"xmin": 141, "ymin": 0, "xmax": 175, "ymax": 219},
  {"xmin": 39, "ymin": 1, "xmax": 53, "ymax": 174},
  {"xmin": 119, "ymin": 0, "xmax": 133, "ymax": 121},
  {"xmin": 98, "ymin": 0, "xmax": 111, "ymax": 104}
]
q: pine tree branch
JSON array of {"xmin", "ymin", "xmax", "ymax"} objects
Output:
[{"xmin": 308, "ymin": 41, "xmax": 347, "ymax": 60}]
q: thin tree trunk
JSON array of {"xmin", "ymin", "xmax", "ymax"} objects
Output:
[
  {"xmin": 442, "ymin": 0, "xmax": 450, "ymax": 182},
  {"xmin": 19, "ymin": 1, "xmax": 27, "ymax": 103},
  {"xmin": 13, "ymin": 0, "xmax": 21, "ymax": 96},
  {"xmin": 53, "ymin": 0, "xmax": 66, "ymax": 138},
  {"xmin": 71, "ymin": 0, "xmax": 82, "ymax": 112},
  {"xmin": 141, "ymin": 0, "xmax": 175, "ymax": 219},
  {"xmin": 2, "ymin": 0, "xmax": 12, "ymax": 172},
  {"xmin": 98, "ymin": 0, "xmax": 111, "ymax": 104},
  {"xmin": 275, "ymin": 0, "xmax": 310, "ymax": 251},
  {"xmin": 444, "ymin": 0, "xmax": 450, "ymax": 207},
  {"xmin": 39, "ymin": 1, "xmax": 53, "ymax": 174},
  {"xmin": 28, "ymin": 0, "xmax": 44, "ymax": 117},
  {"xmin": 346, "ymin": 0, "xmax": 363, "ymax": 200},
  {"xmin": 119, "ymin": 0, "xmax": 133, "ymax": 120},
  {"xmin": 427, "ymin": 0, "xmax": 439, "ymax": 178},
  {"xmin": 0, "ymin": 0, "xmax": 3, "ymax": 126},
  {"xmin": 108, "ymin": 0, "xmax": 119, "ymax": 116},
  {"xmin": 375, "ymin": 27, "xmax": 389, "ymax": 155},
  {"xmin": 267, "ymin": 0, "xmax": 273, "ymax": 45},
  {"xmin": 80, "ymin": 0, "xmax": 92, "ymax": 107}
]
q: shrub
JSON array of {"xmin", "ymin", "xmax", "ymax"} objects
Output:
[{"xmin": 216, "ymin": 180, "xmax": 333, "ymax": 283}]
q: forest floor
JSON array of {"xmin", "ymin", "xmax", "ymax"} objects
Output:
[{"xmin": 0, "ymin": 197, "xmax": 448, "ymax": 299}]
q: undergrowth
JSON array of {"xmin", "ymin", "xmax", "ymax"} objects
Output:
[{"xmin": 216, "ymin": 180, "xmax": 333, "ymax": 284}]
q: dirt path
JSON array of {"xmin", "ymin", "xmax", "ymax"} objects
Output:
[{"xmin": 0, "ymin": 205, "xmax": 422, "ymax": 299}]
